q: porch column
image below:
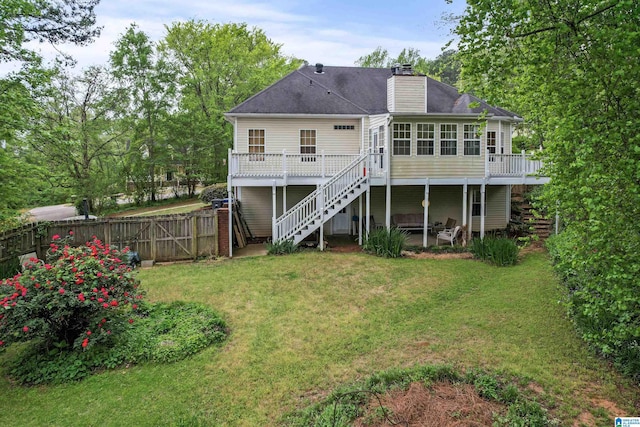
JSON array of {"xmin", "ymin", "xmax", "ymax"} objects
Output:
[
  {"xmin": 468, "ymin": 187, "xmax": 473, "ymax": 240},
  {"xmin": 358, "ymin": 194, "xmax": 363, "ymax": 245},
  {"xmin": 366, "ymin": 182, "xmax": 371, "ymax": 234},
  {"xmin": 463, "ymin": 179, "xmax": 469, "ymax": 241},
  {"xmin": 272, "ymin": 181, "xmax": 277, "ymax": 241},
  {"xmin": 480, "ymin": 180, "xmax": 486, "ymax": 238},
  {"xmin": 228, "ymin": 174, "xmax": 233, "ymax": 258},
  {"xmin": 318, "ymin": 184, "xmax": 325, "ymax": 251},
  {"xmin": 282, "ymin": 186, "xmax": 287, "ymax": 217},
  {"xmin": 385, "ymin": 121, "xmax": 391, "ymax": 228},
  {"xmin": 423, "ymin": 178, "xmax": 430, "ymax": 247}
]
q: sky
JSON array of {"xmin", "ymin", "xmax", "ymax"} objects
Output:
[{"xmin": 3, "ymin": 0, "xmax": 467, "ymax": 74}]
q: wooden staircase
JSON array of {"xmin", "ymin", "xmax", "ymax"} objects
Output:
[
  {"xmin": 511, "ymin": 185, "xmax": 552, "ymax": 239},
  {"xmin": 273, "ymin": 152, "xmax": 370, "ymax": 245}
]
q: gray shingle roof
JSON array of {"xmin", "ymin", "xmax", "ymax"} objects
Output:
[{"xmin": 227, "ymin": 65, "xmax": 519, "ymax": 118}]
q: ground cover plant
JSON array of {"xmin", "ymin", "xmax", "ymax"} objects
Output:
[
  {"xmin": 0, "ymin": 235, "xmax": 227, "ymax": 384},
  {"xmin": 0, "ymin": 250, "xmax": 637, "ymax": 425}
]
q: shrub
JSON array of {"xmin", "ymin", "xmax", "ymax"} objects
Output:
[
  {"xmin": 199, "ymin": 184, "xmax": 228, "ymax": 204},
  {"xmin": 470, "ymin": 237, "xmax": 519, "ymax": 266},
  {"xmin": 0, "ymin": 234, "xmax": 144, "ymax": 353},
  {"xmin": 363, "ymin": 227, "xmax": 408, "ymax": 258},
  {"xmin": 547, "ymin": 229, "xmax": 640, "ymax": 379},
  {"xmin": 266, "ymin": 239, "xmax": 298, "ymax": 255}
]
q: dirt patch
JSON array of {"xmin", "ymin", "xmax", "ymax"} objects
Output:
[
  {"xmin": 353, "ymin": 382, "xmax": 506, "ymax": 426},
  {"xmin": 404, "ymin": 251, "xmax": 474, "ymax": 260},
  {"xmin": 328, "ymin": 244, "xmax": 363, "ymax": 253}
]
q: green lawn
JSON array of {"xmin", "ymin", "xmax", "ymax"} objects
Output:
[{"xmin": 0, "ymin": 250, "xmax": 637, "ymax": 426}]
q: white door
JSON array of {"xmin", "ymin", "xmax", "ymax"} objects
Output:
[{"xmin": 332, "ymin": 208, "xmax": 350, "ymax": 234}]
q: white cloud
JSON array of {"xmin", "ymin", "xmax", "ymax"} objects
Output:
[{"xmin": 0, "ymin": 0, "xmax": 461, "ymax": 76}]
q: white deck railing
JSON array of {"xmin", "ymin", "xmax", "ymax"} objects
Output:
[
  {"xmin": 486, "ymin": 151, "xmax": 545, "ymax": 177},
  {"xmin": 229, "ymin": 149, "xmax": 545, "ymax": 179},
  {"xmin": 230, "ymin": 150, "xmax": 384, "ymax": 178},
  {"xmin": 274, "ymin": 151, "xmax": 369, "ymax": 242}
]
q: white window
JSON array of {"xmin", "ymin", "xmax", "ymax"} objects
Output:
[
  {"xmin": 416, "ymin": 123, "xmax": 435, "ymax": 156},
  {"xmin": 248, "ymin": 129, "xmax": 265, "ymax": 161},
  {"xmin": 440, "ymin": 124, "xmax": 457, "ymax": 156},
  {"xmin": 464, "ymin": 124, "xmax": 481, "ymax": 156},
  {"xmin": 300, "ymin": 129, "xmax": 316, "ymax": 162},
  {"xmin": 487, "ymin": 131, "xmax": 497, "ymax": 154},
  {"xmin": 393, "ymin": 123, "xmax": 411, "ymax": 156},
  {"xmin": 472, "ymin": 189, "xmax": 487, "ymax": 216}
]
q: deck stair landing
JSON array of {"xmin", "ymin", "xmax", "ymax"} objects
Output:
[{"xmin": 274, "ymin": 152, "xmax": 369, "ymax": 245}]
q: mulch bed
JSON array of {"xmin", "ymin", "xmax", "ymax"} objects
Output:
[{"xmin": 353, "ymin": 382, "xmax": 506, "ymax": 426}]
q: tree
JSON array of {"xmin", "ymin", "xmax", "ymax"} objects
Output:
[
  {"xmin": 355, "ymin": 46, "xmax": 460, "ymax": 85},
  {"xmin": 159, "ymin": 21, "xmax": 302, "ymax": 187},
  {"xmin": 0, "ymin": 0, "xmax": 101, "ymax": 65},
  {"xmin": 0, "ymin": 0, "xmax": 102, "ymax": 221},
  {"xmin": 111, "ymin": 24, "xmax": 177, "ymax": 202},
  {"xmin": 29, "ymin": 66, "xmax": 129, "ymax": 212},
  {"xmin": 455, "ymin": 0, "xmax": 640, "ymax": 374}
]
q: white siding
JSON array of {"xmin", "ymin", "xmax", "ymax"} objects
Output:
[
  {"xmin": 239, "ymin": 186, "xmax": 316, "ymax": 237},
  {"xmin": 387, "ymin": 76, "xmax": 426, "ymax": 113},
  {"xmin": 471, "ymin": 185, "xmax": 509, "ymax": 232},
  {"xmin": 235, "ymin": 118, "xmax": 362, "ymax": 155}
]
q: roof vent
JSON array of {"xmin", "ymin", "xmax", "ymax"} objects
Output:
[{"xmin": 315, "ymin": 63, "xmax": 324, "ymax": 74}]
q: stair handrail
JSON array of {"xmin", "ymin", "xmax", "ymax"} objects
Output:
[{"xmin": 274, "ymin": 150, "xmax": 369, "ymax": 241}]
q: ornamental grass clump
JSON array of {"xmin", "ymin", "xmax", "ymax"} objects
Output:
[
  {"xmin": 363, "ymin": 227, "xmax": 408, "ymax": 258},
  {"xmin": 0, "ymin": 233, "xmax": 144, "ymax": 356},
  {"xmin": 470, "ymin": 237, "xmax": 519, "ymax": 266}
]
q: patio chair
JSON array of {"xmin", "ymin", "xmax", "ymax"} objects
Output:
[
  {"xmin": 436, "ymin": 225, "xmax": 461, "ymax": 246},
  {"xmin": 443, "ymin": 217, "xmax": 456, "ymax": 231}
]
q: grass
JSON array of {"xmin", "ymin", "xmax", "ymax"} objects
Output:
[
  {"xmin": 0, "ymin": 251, "xmax": 637, "ymax": 426},
  {"xmin": 108, "ymin": 199, "xmax": 208, "ymax": 217}
]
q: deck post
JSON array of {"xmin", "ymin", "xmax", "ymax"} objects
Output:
[
  {"xmin": 272, "ymin": 180, "xmax": 277, "ymax": 241},
  {"xmin": 480, "ymin": 180, "xmax": 486, "ymax": 239},
  {"xmin": 485, "ymin": 147, "xmax": 490, "ymax": 178},
  {"xmin": 282, "ymin": 149, "xmax": 287, "ymax": 177},
  {"xmin": 282, "ymin": 185, "xmax": 287, "ymax": 217},
  {"xmin": 463, "ymin": 178, "xmax": 469, "ymax": 241},
  {"xmin": 522, "ymin": 150, "xmax": 527, "ymax": 180},
  {"xmin": 227, "ymin": 170, "xmax": 233, "ymax": 258},
  {"xmin": 318, "ymin": 184, "xmax": 325, "ymax": 251},
  {"xmin": 358, "ymin": 194, "xmax": 363, "ymax": 245},
  {"xmin": 423, "ymin": 178, "xmax": 429, "ymax": 247},
  {"xmin": 321, "ymin": 150, "xmax": 326, "ymax": 178}
]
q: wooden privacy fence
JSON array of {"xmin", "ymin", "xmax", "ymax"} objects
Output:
[{"xmin": 0, "ymin": 211, "xmax": 219, "ymax": 266}]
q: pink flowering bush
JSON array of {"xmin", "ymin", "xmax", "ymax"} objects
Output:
[{"xmin": 0, "ymin": 234, "xmax": 144, "ymax": 352}]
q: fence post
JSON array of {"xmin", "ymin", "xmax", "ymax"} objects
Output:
[
  {"xmin": 104, "ymin": 219, "xmax": 111, "ymax": 246},
  {"xmin": 191, "ymin": 214, "xmax": 198, "ymax": 260},
  {"xmin": 150, "ymin": 219, "xmax": 157, "ymax": 261}
]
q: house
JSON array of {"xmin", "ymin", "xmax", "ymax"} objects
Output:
[{"xmin": 224, "ymin": 63, "xmax": 548, "ymax": 255}]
